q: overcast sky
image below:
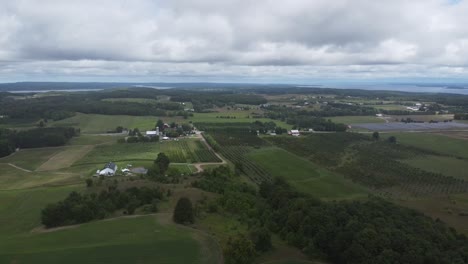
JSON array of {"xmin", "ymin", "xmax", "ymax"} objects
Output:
[{"xmin": 1, "ymin": 0, "xmax": 468, "ymax": 83}]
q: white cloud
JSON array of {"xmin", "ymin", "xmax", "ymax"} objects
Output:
[{"xmin": 0, "ymin": 0, "xmax": 468, "ymax": 81}]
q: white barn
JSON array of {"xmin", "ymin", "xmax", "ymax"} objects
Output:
[{"xmin": 98, "ymin": 162, "xmax": 118, "ymax": 176}]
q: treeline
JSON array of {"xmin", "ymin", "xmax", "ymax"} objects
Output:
[
  {"xmin": 0, "ymin": 127, "xmax": 78, "ymax": 157},
  {"xmin": 41, "ymin": 186, "xmax": 164, "ymax": 228},
  {"xmin": 171, "ymin": 92, "xmax": 267, "ymax": 112}
]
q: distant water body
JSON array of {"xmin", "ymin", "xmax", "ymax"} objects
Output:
[
  {"xmin": 5, "ymin": 83, "xmax": 468, "ymax": 95},
  {"xmin": 318, "ymin": 83, "xmax": 468, "ymax": 95}
]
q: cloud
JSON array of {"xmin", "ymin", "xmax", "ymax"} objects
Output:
[{"xmin": 0, "ymin": 0, "xmax": 468, "ymax": 81}]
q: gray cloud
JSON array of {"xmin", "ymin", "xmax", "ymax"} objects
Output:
[{"xmin": 0, "ymin": 0, "xmax": 468, "ymax": 81}]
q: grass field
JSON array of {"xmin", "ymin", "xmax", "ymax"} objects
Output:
[
  {"xmin": 52, "ymin": 113, "xmax": 161, "ymax": 133},
  {"xmin": 36, "ymin": 146, "xmax": 93, "ymax": 171},
  {"xmin": 0, "ymin": 147, "xmax": 64, "ymax": 171},
  {"xmin": 0, "ymin": 214, "xmax": 212, "ymax": 264},
  {"xmin": 0, "ymin": 164, "xmax": 80, "ymax": 190},
  {"xmin": 247, "ymin": 148, "xmax": 368, "ymax": 199},
  {"xmin": 68, "ymin": 134, "xmax": 120, "ymax": 145},
  {"xmin": 0, "ymin": 186, "xmax": 80, "ymax": 236},
  {"xmin": 328, "ymin": 115, "xmax": 385, "ymax": 124},
  {"xmin": 190, "ymin": 111, "xmax": 292, "ymax": 129},
  {"xmin": 402, "ymin": 155, "xmax": 468, "ymax": 180},
  {"xmin": 388, "ymin": 132, "xmax": 468, "ymax": 158},
  {"xmin": 75, "ymin": 139, "xmax": 219, "ymax": 166}
]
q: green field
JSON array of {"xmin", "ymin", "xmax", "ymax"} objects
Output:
[
  {"xmin": 403, "ymin": 155, "xmax": 468, "ymax": 180},
  {"xmin": 0, "ymin": 216, "xmax": 206, "ymax": 264},
  {"xmin": 52, "ymin": 113, "xmax": 160, "ymax": 133},
  {"xmin": 68, "ymin": 134, "xmax": 121, "ymax": 145},
  {"xmin": 247, "ymin": 148, "xmax": 368, "ymax": 199},
  {"xmin": 328, "ymin": 115, "xmax": 385, "ymax": 124},
  {"xmin": 190, "ymin": 111, "xmax": 292, "ymax": 129},
  {"xmin": 389, "ymin": 132, "xmax": 468, "ymax": 158},
  {"xmin": 0, "ymin": 186, "xmax": 80, "ymax": 236},
  {"xmin": 0, "ymin": 164, "xmax": 80, "ymax": 190},
  {"xmin": 75, "ymin": 139, "xmax": 219, "ymax": 166},
  {"xmin": 0, "ymin": 147, "xmax": 64, "ymax": 171}
]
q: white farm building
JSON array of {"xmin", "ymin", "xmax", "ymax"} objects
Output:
[
  {"xmin": 98, "ymin": 162, "xmax": 118, "ymax": 176},
  {"xmin": 289, "ymin": 130, "xmax": 300, "ymax": 136}
]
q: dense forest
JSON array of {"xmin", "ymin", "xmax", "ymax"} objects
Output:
[{"xmin": 193, "ymin": 167, "xmax": 468, "ymax": 264}]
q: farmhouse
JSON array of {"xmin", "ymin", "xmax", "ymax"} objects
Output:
[{"xmin": 98, "ymin": 162, "xmax": 118, "ymax": 176}]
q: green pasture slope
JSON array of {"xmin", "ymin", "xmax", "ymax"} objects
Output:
[
  {"xmin": 0, "ymin": 216, "xmax": 206, "ymax": 264},
  {"xmin": 247, "ymin": 147, "xmax": 367, "ymax": 199},
  {"xmin": 52, "ymin": 113, "xmax": 159, "ymax": 133}
]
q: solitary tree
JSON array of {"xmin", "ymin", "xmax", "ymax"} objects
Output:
[
  {"xmin": 173, "ymin": 197, "xmax": 194, "ymax": 224},
  {"xmin": 156, "ymin": 119, "xmax": 164, "ymax": 131},
  {"xmin": 372, "ymin": 131, "xmax": 380, "ymax": 141},
  {"xmin": 85, "ymin": 179, "xmax": 93, "ymax": 188},
  {"xmin": 155, "ymin": 152, "xmax": 170, "ymax": 175}
]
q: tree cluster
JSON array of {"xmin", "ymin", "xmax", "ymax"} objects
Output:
[
  {"xmin": 258, "ymin": 179, "xmax": 468, "ymax": 264},
  {"xmin": 41, "ymin": 186, "xmax": 164, "ymax": 228}
]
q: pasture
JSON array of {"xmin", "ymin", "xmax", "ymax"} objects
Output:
[
  {"xmin": 0, "ymin": 164, "xmax": 80, "ymax": 190},
  {"xmin": 0, "ymin": 213, "xmax": 214, "ymax": 264},
  {"xmin": 51, "ymin": 113, "xmax": 161, "ymax": 133}
]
